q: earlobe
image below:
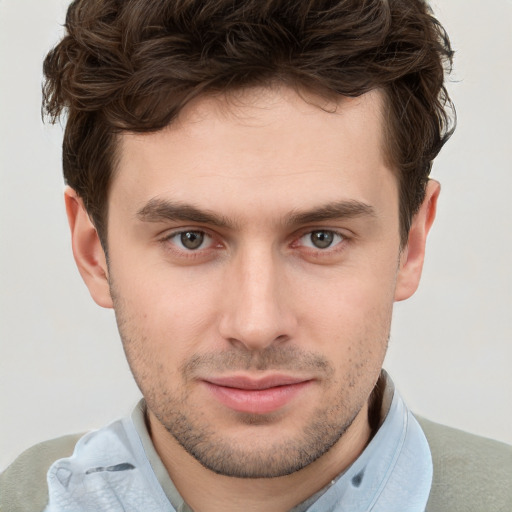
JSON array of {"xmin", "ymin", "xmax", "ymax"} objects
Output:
[
  {"xmin": 64, "ymin": 187, "xmax": 113, "ymax": 309},
  {"xmin": 394, "ymin": 179, "xmax": 440, "ymax": 302}
]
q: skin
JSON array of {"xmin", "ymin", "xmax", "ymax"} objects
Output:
[{"xmin": 66, "ymin": 86, "xmax": 439, "ymax": 512}]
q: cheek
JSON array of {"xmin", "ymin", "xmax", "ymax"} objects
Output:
[
  {"xmin": 328, "ymin": 299, "xmax": 391, "ymax": 374},
  {"xmin": 321, "ymin": 295, "xmax": 391, "ymax": 407},
  {"xmin": 109, "ymin": 259, "xmax": 224, "ymax": 360},
  {"xmin": 295, "ymin": 264, "xmax": 395, "ymax": 366}
]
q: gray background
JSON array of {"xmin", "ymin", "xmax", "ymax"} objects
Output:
[{"xmin": 1, "ymin": 0, "xmax": 511, "ymax": 471}]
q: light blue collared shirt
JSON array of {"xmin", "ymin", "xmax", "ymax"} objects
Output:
[{"xmin": 44, "ymin": 379, "xmax": 432, "ymax": 511}]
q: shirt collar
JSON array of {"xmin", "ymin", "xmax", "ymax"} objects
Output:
[{"xmin": 301, "ymin": 378, "xmax": 433, "ymax": 511}]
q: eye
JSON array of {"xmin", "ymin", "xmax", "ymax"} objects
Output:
[
  {"xmin": 169, "ymin": 230, "xmax": 210, "ymax": 250},
  {"xmin": 299, "ymin": 230, "xmax": 344, "ymax": 249}
]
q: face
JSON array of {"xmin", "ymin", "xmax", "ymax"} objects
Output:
[{"xmin": 86, "ymin": 87, "xmax": 413, "ymax": 478}]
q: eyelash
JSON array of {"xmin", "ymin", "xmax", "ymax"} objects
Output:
[
  {"xmin": 294, "ymin": 230, "xmax": 345, "ymax": 251},
  {"xmin": 158, "ymin": 228, "xmax": 349, "ymax": 258},
  {"xmin": 159, "ymin": 230, "xmax": 218, "ymax": 255}
]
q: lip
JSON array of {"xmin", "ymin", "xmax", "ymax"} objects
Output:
[{"xmin": 202, "ymin": 374, "xmax": 313, "ymax": 414}]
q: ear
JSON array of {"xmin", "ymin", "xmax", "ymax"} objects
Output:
[
  {"xmin": 65, "ymin": 187, "xmax": 113, "ymax": 308},
  {"xmin": 394, "ymin": 179, "xmax": 440, "ymax": 302}
]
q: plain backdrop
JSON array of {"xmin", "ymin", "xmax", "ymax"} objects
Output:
[{"xmin": 1, "ymin": 0, "xmax": 511, "ymax": 471}]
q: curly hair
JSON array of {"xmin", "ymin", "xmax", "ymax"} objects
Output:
[{"xmin": 43, "ymin": 0, "xmax": 455, "ymax": 245}]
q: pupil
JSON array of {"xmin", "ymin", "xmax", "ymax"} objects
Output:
[
  {"xmin": 181, "ymin": 231, "xmax": 204, "ymax": 250},
  {"xmin": 311, "ymin": 231, "xmax": 334, "ymax": 249}
]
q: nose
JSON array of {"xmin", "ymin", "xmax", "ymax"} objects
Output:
[{"xmin": 218, "ymin": 245, "xmax": 297, "ymax": 351}]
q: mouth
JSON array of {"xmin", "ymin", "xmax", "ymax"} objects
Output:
[{"xmin": 202, "ymin": 375, "xmax": 314, "ymax": 414}]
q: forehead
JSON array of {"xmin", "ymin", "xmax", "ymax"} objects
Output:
[{"xmin": 112, "ymin": 86, "xmax": 396, "ymax": 222}]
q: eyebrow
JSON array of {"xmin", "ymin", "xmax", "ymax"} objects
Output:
[
  {"xmin": 137, "ymin": 198, "xmax": 234, "ymax": 228},
  {"xmin": 286, "ymin": 200, "xmax": 376, "ymax": 226},
  {"xmin": 136, "ymin": 198, "xmax": 376, "ymax": 228}
]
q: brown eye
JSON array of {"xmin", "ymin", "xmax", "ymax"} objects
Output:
[
  {"xmin": 309, "ymin": 230, "xmax": 335, "ymax": 249},
  {"xmin": 180, "ymin": 231, "xmax": 205, "ymax": 250}
]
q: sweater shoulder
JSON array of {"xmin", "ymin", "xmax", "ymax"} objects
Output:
[
  {"xmin": 416, "ymin": 416, "xmax": 512, "ymax": 512},
  {"xmin": 0, "ymin": 433, "xmax": 83, "ymax": 512}
]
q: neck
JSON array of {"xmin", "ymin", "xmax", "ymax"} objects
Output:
[{"xmin": 149, "ymin": 402, "xmax": 372, "ymax": 512}]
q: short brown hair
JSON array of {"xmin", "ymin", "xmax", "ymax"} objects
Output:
[{"xmin": 43, "ymin": 0, "xmax": 455, "ymax": 245}]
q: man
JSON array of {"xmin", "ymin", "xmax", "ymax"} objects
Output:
[{"xmin": 1, "ymin": 0, "xmax": 510, "ymax": 510}]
